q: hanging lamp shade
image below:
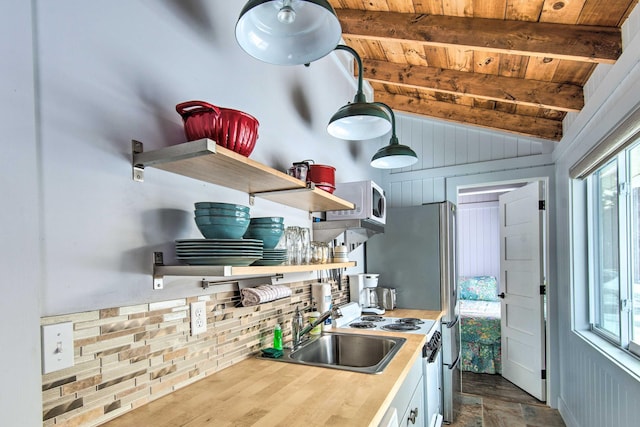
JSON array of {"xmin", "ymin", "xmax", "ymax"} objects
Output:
[
  {"xmin": 327, "ymin": 45, "xmax": 392, "ymax": 140},
  {"xmin": 370, "ymin": 137, "xmax": 419, "ymax": 168},
  {"xmin": 235, "ymin": 0, "xmax": 342, "ymax": 65},
  {"xmin": 370, "ymin": 103, "xmax": 418, "ymax": 169},
  {"xmin": 327, "ymin": 100, "xmax": 392, "ymax": 140}
]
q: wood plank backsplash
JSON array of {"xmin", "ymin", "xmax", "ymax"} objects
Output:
[{"xmin": 41, "ymin": 278, "xmax": 349, "ymax": 426}]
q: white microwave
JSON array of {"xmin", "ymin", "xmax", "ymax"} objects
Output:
[{"xmin": 326, "ymin": 180, "xmax": 386, "ymax": 224}]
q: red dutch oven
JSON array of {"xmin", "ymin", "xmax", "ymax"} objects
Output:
[
  {"xmin": 305, "ymin": 161, "xmax": 336, "ymax": 194},
  {"xmin": 176, "ymin": 100, "xmax": 259, "ymax": 157}
]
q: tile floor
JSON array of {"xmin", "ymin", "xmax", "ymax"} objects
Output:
[{"xmin": 449, "ymin": 372, "xmax": 566, "ymax": 427}]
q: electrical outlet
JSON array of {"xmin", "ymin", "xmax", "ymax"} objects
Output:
[
  {"xmin": 41, "ymin": 322, "xmax": 74, "ymax": 374},
  {"xmin": 190, "ymin": 301, "xmax": 207, "ymax": 336}
]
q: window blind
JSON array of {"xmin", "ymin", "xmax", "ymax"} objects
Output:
[{"xmin": 570, "ymin": 104, "xmax": 640, "ymax": 179}]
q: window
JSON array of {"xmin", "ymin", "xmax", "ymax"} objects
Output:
[
  {"xmin": 587, "ymin": 141, "xmax": 640, "ymax": 355},
  {"xmin": 631, "ymin": 144, "xmax": 640, "ymax": 343}
]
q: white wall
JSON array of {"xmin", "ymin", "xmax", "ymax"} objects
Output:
[
  {"xmin": 1, "ymin": 1, "xmax": 43, "ymax": 425},
  {"xmin": 30, "ymin": 1, "xmax": 387, "ymax": 315},
  {"xmin": 457, "ymin": 200, "xmax": 500, "ymax": 279},
  {"xmin": 553, "ymin": 5, "xmax": 640, "ymax": 425},
  {"xmin": 3, "ymin": 1, "xmax": 383, "ymax": 423}
]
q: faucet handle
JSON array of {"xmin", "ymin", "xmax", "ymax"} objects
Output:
[
  {"xmin": 292, "ymin": 306, "xmax": 303, "ymax": 331},
  {"xmin": 332, "ymin": 306, "xmax": 343, "ymax": 319},
  {"xmin": 293, "ymin": 306, "xmax": 303, "ymax": 325}
]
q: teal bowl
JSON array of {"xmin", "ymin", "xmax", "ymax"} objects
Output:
[
  {"xmin": 194, "ymin": 216, "xmax": 250, "ymax": 227},
  {"xmin": 194, "ymin": 202, "xmax": 250, "ymax": 212},
  {"xmin": 196, "ymin": 223, "xmax": 249, "ymax": 239},
  {"xmin": 243, "ymin": 228, "xmax": 284, "ymax": 249},
  {"xmin": 250, "ymin": 217, "xmax": 284, "ymax": 224},
  {"xmin": 195, "ymin": 208, "xmax": 250, "ymax": 218},
  {"xmin": 247, "ymin": 223, "xmax": 285, "ymax": 230}
]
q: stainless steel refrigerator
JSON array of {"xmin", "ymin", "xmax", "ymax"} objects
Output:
[{"xmin": 366, "ymin": 202, "xmax": 460, "ymax": 424}]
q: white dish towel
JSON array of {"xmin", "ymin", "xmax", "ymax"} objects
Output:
[{"xmin": 241, "ymin": 284, "xmax": 292, "ymax": 307}]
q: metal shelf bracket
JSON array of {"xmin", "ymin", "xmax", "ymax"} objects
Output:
[
  {"xmin": 153, "ymin": 251, "xmax": 165, "ymax": 290},
  {"xmin": 132, "ymin": 140, "xmax": 145, "ymax": 182}
]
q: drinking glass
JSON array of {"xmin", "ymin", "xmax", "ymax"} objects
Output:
[
  {"xmin": 285, "ymin": 226, "xmax": 301, "ymax": 265},
  {"xmin": 299, "ymin": 227, "xmax": 311, "ymax": 264},
  {"xmin": 310, "ymin": 241, "xmax": 320, "ymax": 264},
  {"xmin": 320, "ymin": 242, "xmax": 329, "ymax": 264}
]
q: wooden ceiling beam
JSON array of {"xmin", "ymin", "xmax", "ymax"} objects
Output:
[
  {"xmin": 337, "ymin": 9, "xmax": 621, "ymax": 64},
  {"xmin": 374, "ymin": 91, "xmax": 563, "ymax": 141},
  {"xmin": 362, "ymin": 58, "xmax": 584, "ymax": 112}
]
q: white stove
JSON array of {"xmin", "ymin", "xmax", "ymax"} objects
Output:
[
  {"xmin": 347, "ymin": 315, "xmax": 435, "ymax": 334},
  {"xmin": 334, "ymin": 302, "xmax": 443, "ymax": 427},
  {"xmin": 334, "ymin": 302, "xmax": 436, "ymax": 336}
]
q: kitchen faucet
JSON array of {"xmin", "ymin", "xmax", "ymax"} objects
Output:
[{"xmin": 291, "ymin": 305, "xmax": 342, "ymax": 349}]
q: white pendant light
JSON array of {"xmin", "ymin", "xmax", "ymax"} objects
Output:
[
  {"xmin": 235, "ymin": 0, "xmax": 342, "ymax": 66},
  {"xmin": 327, "ymin": 45, "xmax": 392, "ymax": 140}
]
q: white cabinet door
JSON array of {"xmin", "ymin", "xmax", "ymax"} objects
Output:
[
  {"xmin": 379, "ymin": 407, "xmax": 400, "ymax": 427},
  {"xmin": 386, "ymin": 356, "xmax": 424, "ymax": 427},
  {"xmin": 400, "ymin": 376, "xmax": 424, "ymax": 427}
]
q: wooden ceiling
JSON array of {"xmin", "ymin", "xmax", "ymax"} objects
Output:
[{"xmin": 328, "ymin": 0, "xmax": 638, "ymax": 141}]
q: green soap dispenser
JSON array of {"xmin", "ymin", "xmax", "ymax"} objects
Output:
[{"xmin": 273, "ymin": 324, "xmax": 283, "ymax": 350}]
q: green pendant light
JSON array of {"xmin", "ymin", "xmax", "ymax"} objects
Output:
[
  {"xmin": 327, "ymin": 45, "xmax": 392, "ymax": 140},
  {"xmin": 235, "ymin": 0, "xmax": 342, "ymax": 66},
  {"xmin": 370, "ymin": 102, "xmax": 418, "ymax": 169}
]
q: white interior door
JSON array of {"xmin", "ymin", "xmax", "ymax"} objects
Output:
[{"xmin": 499, "ymin": 181, "xmax": 546, "ymax": 401}]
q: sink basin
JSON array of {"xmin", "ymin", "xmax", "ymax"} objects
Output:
[{"xmin": 260, "ymin": 332, "xmax": 406, "ymax": 374}]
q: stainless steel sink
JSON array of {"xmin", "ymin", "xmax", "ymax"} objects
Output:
[{"xmin": 259, "ymin": 332, "xmax": 406, "ymax": 374}]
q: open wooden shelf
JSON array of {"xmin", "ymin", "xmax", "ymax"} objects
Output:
[
  {"xmin": 152, "ymin": 258, "xmax": 356, "ymax": 289},
  {"xmin": 133, "ymin": 139, "xmax": 358, "ymax": 289},
  {"xmin": 132, "ymin": 139, "xmax": 355, "ymax": 212}
]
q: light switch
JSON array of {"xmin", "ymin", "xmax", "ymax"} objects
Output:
[{"xmin": 41, "ymin": 322, "xmax": 74, "ymax": 374}]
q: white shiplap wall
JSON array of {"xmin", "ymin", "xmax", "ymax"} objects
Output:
[
  {"xmin": 381, "ymin": 114, "xmax": 555, "ymax": 207},
  {"xmin": 457, "ymin": 200, "xmax": 500, "ymax": 279},
  {"xmin": 554, "ymin": 4, "xmax": 640, "ymax": 426},
  {"xmin": 560, "ymin": 336, "xmax": 640, "ymax": 427}
]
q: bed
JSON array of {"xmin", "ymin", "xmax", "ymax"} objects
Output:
[{"xmin": 459, "ymin": 276, "xmax": 502, "ymax": 374}]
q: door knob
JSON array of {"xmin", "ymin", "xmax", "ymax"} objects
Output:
[{"xmin": 498, "ymin": 292, "xmax": 506, "ymax": 299}]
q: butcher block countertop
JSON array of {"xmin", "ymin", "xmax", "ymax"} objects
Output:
[{"xmin": 101, "ymin": 309, "xmax": 442, "ymax": 427}]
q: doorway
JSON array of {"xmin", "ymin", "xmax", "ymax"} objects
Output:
[{"xmin": 456, "ymin": 179, "xmax": 549, "ymax": 403}]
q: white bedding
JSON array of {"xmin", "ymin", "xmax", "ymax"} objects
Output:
[{"xmin": 459, "ymin": 299, "xmax": 501, "ymax": 318}]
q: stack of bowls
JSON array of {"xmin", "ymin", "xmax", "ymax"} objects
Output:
[
  {"xmin": 194, "ymin": 202, "xmax": 250, "ymax": 239},
  {"xmin": 243, "ymin": 217, "xmax": 284, "ymax": 249}
]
